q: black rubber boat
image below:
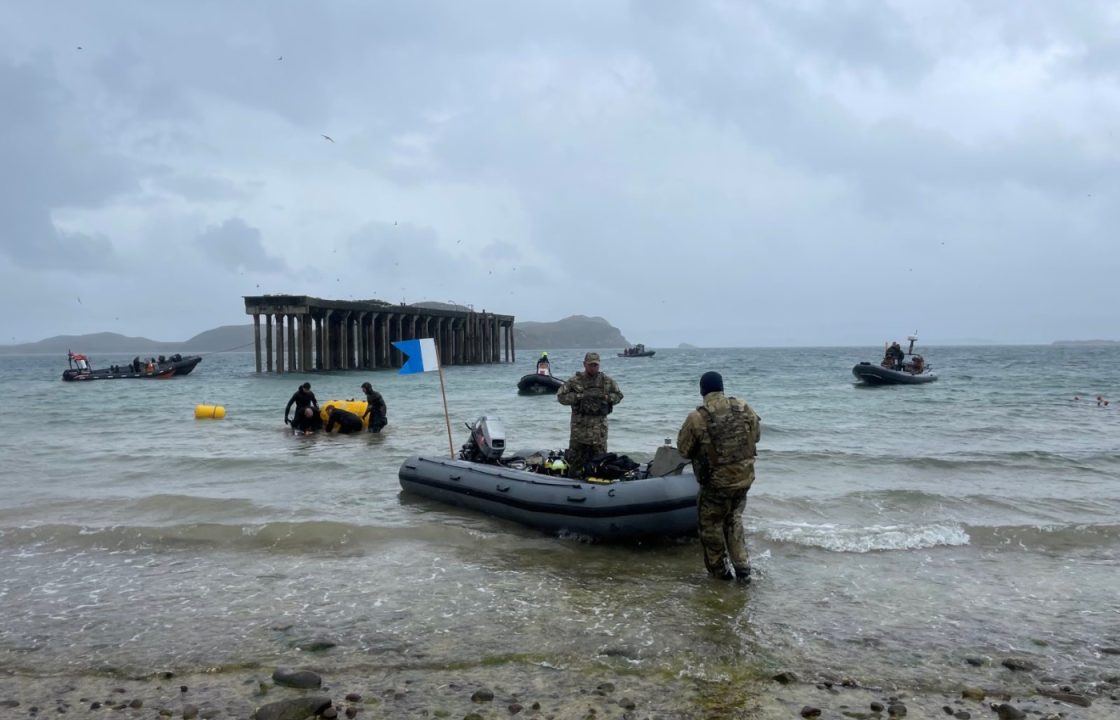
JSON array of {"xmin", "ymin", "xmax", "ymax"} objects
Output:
[
  {"xmin": 517, "ymin": 373, "xmax": 563, "ymax": 395},
  {"xmin": 399, "ymin": 417, "xmax": 699, "ymax": 539},
  {"xmin": 852, "ymin": 335, "xmax": 937, "ymax": 385},
  {"xmin": 62, "ymin": 352, "xmax": 202, "ymax": 381},
  {"xmin": 851, "ymin": 362, "xmax": 937, "ymax": 385},
  {"xmin": 618, "ymin": 343, "xmax": 655, "ymax": 358}
]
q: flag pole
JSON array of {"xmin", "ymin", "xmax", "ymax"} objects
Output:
[{"xmin": 435, "ymin": 343, "xmax": 455, "ymax": 458}]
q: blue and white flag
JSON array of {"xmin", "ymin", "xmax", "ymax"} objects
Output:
[{"xmin": 392, "ymin": 337, "xmax": 440, "ymax": 375}]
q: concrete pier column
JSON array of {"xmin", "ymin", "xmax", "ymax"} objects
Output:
[
  {"xmin": 301, "ymin": 314, "xmax": 311, "ymax": 371},
  {"xmin": 510, "ymin": 322, "xmax": 516, "ymax": 363},
  {"xmin": 323, "ymin": 311, "xmax": 333, "ymax": 370},
  {"xmin": 265, "ymin": 314, "xmax": 274, "ymax": 372},
  {"xmin": 253, "ymin": 314, "xmax": 262, "ymax": 373},
  {"xmin": 276, "ymin": 314, "xmax": 285, "ymax": 374},
  {"xmin": 287, "ymin": 314, "xmax": 297, "ymax": 372},
  {"xmin": 368, "ymin": 313, "xmax": 377, "ymax": 368}
]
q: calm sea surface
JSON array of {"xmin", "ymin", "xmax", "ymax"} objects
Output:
[{"xmin": 1, "ymin": 346, "xmax": 1118, "ymax": 693}]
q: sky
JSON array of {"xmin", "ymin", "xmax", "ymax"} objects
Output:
[{"xmin": 0, "ymin": 1, "xmax": 1117, "ymax": 347}]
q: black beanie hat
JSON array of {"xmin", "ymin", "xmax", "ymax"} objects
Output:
[{"xmin": 700, "ymin": 371, "xmax": 724, "ymax": 396}]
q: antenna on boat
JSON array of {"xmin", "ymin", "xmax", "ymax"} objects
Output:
[{"xmin": 907, "ymin": 332, "xmax": 918, "ymax": 355}]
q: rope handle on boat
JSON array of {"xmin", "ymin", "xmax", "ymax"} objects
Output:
[
  {"xmin": 566, "ymin": 495, "xmax": 587, "ymax": 503},
  {"xmin": 496, "ymin": 484, "xmax": 510, "ymax": 493}
]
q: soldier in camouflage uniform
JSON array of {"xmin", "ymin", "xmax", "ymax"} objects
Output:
[
  {"xmin": 677, "ymin": 371, "xmax": 761, "ymax": 582},
  {"xmin": 557, "ymin": 352, "xmax": 624, "ymax": 479}
]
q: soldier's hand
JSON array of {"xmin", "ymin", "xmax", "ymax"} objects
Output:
[{"xmin": 284, "ymin": 417, "xmax": 290, "ymax": 425}]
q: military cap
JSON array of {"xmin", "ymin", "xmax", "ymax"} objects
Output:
[{"xmin": 584, "ymin": 352, "xmax": 601, "ymax": 364}]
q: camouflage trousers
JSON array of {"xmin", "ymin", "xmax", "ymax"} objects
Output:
[
  {"xmin": 697, "ymin": 485, "xmax": 750, "ymax": 577},
  {"xmin": 566, "ymin": 441, "xmax": 606, "ymax": 479}
]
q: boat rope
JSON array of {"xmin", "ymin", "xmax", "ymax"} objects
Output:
[{"xmin": 199, "ymin": 341, "xmax": 256, "ymax": 355}]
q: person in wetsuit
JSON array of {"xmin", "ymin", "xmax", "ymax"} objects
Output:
[
  {"xmin": 284, "ymin": 382, "xmax": 319, "ymax": 431},
  {"xmin": 324, "ymin": 405, "xmax": 364, "ymax": 434},
  {"xmin": 360, "ymin": 382, "xmax": 388, "ymax": 433}
]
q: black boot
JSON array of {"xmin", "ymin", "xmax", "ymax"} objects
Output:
[{"xmin": 734, "ymin": 566, "xmax": 752, "ymax": 584}]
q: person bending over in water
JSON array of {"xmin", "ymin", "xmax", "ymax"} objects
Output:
[
  {"xmin": 324, "ymin": 405, "xmax": 364, "ymax": 434},
  {"xmin": 284, "ymin": 382, "xmax": 319, "ymax": 427}
]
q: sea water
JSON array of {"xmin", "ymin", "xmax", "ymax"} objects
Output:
[{"xmin": 0, "ymin": 346, "xmax": 1117, "ymax": 693}]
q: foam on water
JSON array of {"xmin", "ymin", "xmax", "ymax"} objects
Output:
[{"xmin": 760, "ymin": 521, "xmax": 971, "ymax": 552}]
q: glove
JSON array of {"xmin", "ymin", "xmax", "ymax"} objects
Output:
[{"xmin": 284, "ymin": 417, "xmax": 290, "ymax": 425}]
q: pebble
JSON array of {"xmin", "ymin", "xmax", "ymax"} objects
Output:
[
  {"xmin": 183, "ymin": 706, "xmax": 199, "ymax": 720},
  {"xmin": 249, "ymin": 697, "xmax": 332, "ymax": 720},
  {"xmin": 800, "ymin": 707, "xmax": 821, "ymax": 718},
  {"xmin": 942, "ymin": 705, "xmax": 954, "ymax": 714},
  {"xmin": 887, "ymin": 702, "xmax": 907, "ymax": 717},
  {"xmin": 870, "ymin": 701, "xmax": 884, "ymax": 711},
  {"xmin": 322, "ymin": 709, "xmax": 338, "ymax": 719},
  {"xmin": 471, "ymin": 689, "xmax": 494, "ymax": 703},
  {"xmin": 463, "ymin": 714, "xmax": 484, "ymax": 720},
  {"xmin": 618, "ymin": 698, "xmax": 636, "ymax": 710},
  {"xmin": 531, "ymin": 701, "xmax": 541, "ymax": 710},
  {"xmin": 773, "ymin": 671, "xmax": 798, "ymax": 685},
  {"xmin": 345, "ymin": 707, "xmax": 358, "ymax": 719},
  {"xmin": 994, "ymin": 703, "xmax": 1026, "ymax": 720},
  {"xmin": 1001, "ymin": 658, "xmax": 1037, "ymax": 672},
  {"xmin": 964, "ymin": 657, "xmax": 986, "ymax": 667},
  {"xmin": 508, "ymin": 703, "xmax": 522, "ymax": 714},
  {"xmin": 0, "ymin": 700, "xmax": 18, "ymax": 708},
  {"xmin": 129, "ymin": 699, "xmax": 143, "ymax": 709},
  {"xmin": 345, "ymin": 693, "xmax": 362, "ymax": 703},
  {"xmin": 960, "ymin": 688, "xmax": 985, "ymax": 701},
  {"xmin": 595, "ymin": 682, "xmax": 614, "ymax": 694},
  {"xmin": 1038, "ymin": 688, "xmax": 1092, "ymax": 707},
  {"xmin": 271, "ymin": 668, "xmax": 323, "ymax": 690},
  {"xmin": 953, "ymin": 713, "xmax": 970, "ymax": 720},
  {"xmin": 89, "ymin": 703, "xmax": 101, "ymax": 710},
  {"xmin": 181, "ymin": 686, "xmax": 190, "ymax": 693}
]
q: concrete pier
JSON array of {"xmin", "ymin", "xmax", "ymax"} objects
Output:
[{"xmin": 244, "ymin": 295, "xmax": 516, "ymax": 373}]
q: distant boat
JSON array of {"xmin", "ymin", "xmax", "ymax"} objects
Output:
[
  {"xmin": 618, "ymin": 343, "xmax": 655, "ymax": 358},
  {"xmin": 852, "ymin": 335, "xmax": 937, "ymax": 385},
  {"xmin": 61, "ymin": 351, "xmax": 202, "ymax": 381}
]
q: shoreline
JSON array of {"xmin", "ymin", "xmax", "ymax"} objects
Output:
[{"xmin": 1, "ymin": 662, "xmax": 1116, "ymax": 719}]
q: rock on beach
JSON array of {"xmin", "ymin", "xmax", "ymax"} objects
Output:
[{"xmin": 251, "ymin": 696, "xmax": 332, "ymax": 720}]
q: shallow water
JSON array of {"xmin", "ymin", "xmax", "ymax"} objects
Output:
[{"xmin": 1, "ymin": 346, "xmax": 1118, "ymax": 693}]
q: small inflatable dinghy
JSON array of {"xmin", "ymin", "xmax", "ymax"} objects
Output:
[
  {"xmin": 517, "ymin": 373, "xmax": 563, "ymax": 395},
  {"xmin": 398, "ymin": 417, "xmax": 699, "ymax": 539}
]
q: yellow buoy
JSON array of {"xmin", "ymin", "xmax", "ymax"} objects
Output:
[
  {"xmin": 194, "ymin": 404, "xmax": 226, "ymax": 419},
  {"xmin": 319, "ymin": 399, "xmax": 370, "ymax": 429}
]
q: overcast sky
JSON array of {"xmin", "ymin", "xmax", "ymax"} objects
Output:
[{"xmin": 1, "ymin": 2, "xmax": 1117, "ymax": 346}]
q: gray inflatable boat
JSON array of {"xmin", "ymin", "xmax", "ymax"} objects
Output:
[{"xmin": 398, "ymin": 417, "xmax": 699, "ymax": 540}]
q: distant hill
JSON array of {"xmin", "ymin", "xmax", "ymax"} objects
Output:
[
  {"xmin": 410, "ymin": 301, "xmax": 472, "ymax": 312},
  {"xmin": 0, "ymin": 324, "xmax": 254, "ymax": 355},
  {"xmin": 514, "ymin": 315, "xmax": 628, "ymax": 349},
  {"xmin": 1052, "ymin": 340, "xmax": 1119, "ymax": 347},
  {"xmin": 678, "ymin": 343, "xmax": 699, "ymax": 349}
]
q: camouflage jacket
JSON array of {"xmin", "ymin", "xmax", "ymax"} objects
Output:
[
  {"xmin": 557, "ymin": 371, "xmax": 623, "ymax": 445},
  {"xmin": 677, "ymin": 391, "xmax": 761, "ymax": 490}
]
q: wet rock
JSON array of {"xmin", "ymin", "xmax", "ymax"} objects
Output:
[
  {"xmin": 800, "ymin": 707, "xmax": 822, "ymax": 718},
  {"xmin": 344, "ymin": 708, "xmax": 357, "ymax": 719},
  {"xmin": 321, "ymin": 709, "xmax": 338, "ymax": 719},
  {"xmin": 942, "ymin": 706, "xmax": 954, "ymax": 714},
  {"xmin": 181, "ymin": 686, "xmax": 190, "ymax": 693},
  {"xmin": 294, "ymin": 637, "xmax": 337, "ymax": 652},
  {"xmin": 842, "ymin": 678, "xmax": 859, "ymax": 688},
  {"xmin": 271, "ymin": 624, "xmax": 294, "ymax": 632},
  {"xmin": 595, "ymin": 683, "xmax": 614, "ymax": 695},
  {"xmin": 250, "ymin": 697, "xmax": 331, "ymax": 720},
  {"xmin": 183, "ymin": 706, "xmax": 199, "ymax": 720},
  {"xmin": 471, "ymin": 689, "xmax": 494, "ymax": 703},
  {"xmin": 508, "ymin": 703, "xmax": 522, "ymax": 714},
  {"xmin": 618, "ymin": 698, "xmax": 636, "ymax": 710},
  {"xmin": 463, "ymin": 714, "xmax": 484, "ymax": 720},
  {"xmin": 1038, "ymin": 688, "xmax": 1091, "ymax": 707},
  {"xmin": 0, "ymin": 700, "xmax": 19, "ymax": 708},
  {"xmin": 870, "ymin": 701, "xmax": 884, "ymax": 711},
  {"xmin": 772, "ymin": 671, "xmax": 798, "ymax": 685},
  {"xmin": 887, "ymin": 702, "xmax": 907, "ymax": 717},
  {"xmin": 953, "ymin": 713, "xmax": 970, "ymax": 720},
  {"xmin": 994, "ymin": 703, "xmax": 1025, "ymax": 720},
  {"xmin": 271, "ymin": 668, "xmax": 323, "ymax": 690},
  {"xmin": 344, "ymin": 694, "xmax": 361, "ymax": 703},
  {"xmin": 89, "ymin": 703, "xmax": 101, "ymax": 710},
  {"xmin": 1001, "ymin": 658, "xmax": 1037, "ymax": 672},
  {"xmin": 158, "ymin": 709, "xmax": 172, "ymax": 717},
  {"xmin": 531, "ymin": 702, "xmax": 541, "ymax": 710},
  {"xmin": 964, "ymin": 657, "xmax": 986, "ymax": 667},
  {"xmin": 1099, "ymin": 647, "xmax": 1120, "ymax": 656},
  {"xmin": 112, "ymin": 689, "xmax": 126, "ymax": 695},
  {"xmin": 128, "ymin": 699, "xmax": 143, "ymax": 709},
  {"xmin": 960, "ymin": 688, "xmax": 985, "ymax": 701},
  {"xmin": 841, "ymin": 713, "xmax": 870, "ymax": 719}
]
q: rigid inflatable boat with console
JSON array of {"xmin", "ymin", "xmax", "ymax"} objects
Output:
[
  {"xmin": 62, "ymin": 352, "xmax": 202, "ymax": 381},
  {"xmin": 852, "ymin": 335, "xmax": 937, "ymax": 385},
  {"xmin": 398, "ymin": 417, "xmax": 699, "ymax": 540}
]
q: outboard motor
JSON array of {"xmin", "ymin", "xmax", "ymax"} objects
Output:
[{"xmin": 459, "ymin": 416, "xmax": 506, "ymax": 463}]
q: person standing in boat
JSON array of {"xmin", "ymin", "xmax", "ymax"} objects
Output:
[
  {"xmin": 360, "ymin": 382, "xmax": 388, "ymax": 433},
  {"xmin": 557, "ymin": 352, "xmax": 623, "ymax": 479},
  {"xmin": 885, "ymin": 342, "xmax": 905, "ymax": 370},
  {"xmin": 537, "ymin": 352, "xmax": 551, "ymax": 375},
  {"xmin": 676, "ymin": 371, "xmax": 761, "ymax": 583},
  {"xmin": 284, "ymin": 382, "xmax": 320, "ymax": 431}
]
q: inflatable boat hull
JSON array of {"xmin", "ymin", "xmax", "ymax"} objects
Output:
[
  {"xmin": 61, "ymin": 355, "xmax": 202, "ymax": 381},
  {"xmin": 517, "ymin": 374, "xmax": 563, "ymax": 395},
  {"xmin": 399, "ymin": 455, "xmax": 699, "ymax": 539},
  {"xmin": 852, "ymin": 362, "xmax": 937, "ymax": 385}
]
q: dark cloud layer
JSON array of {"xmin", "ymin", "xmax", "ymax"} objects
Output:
[{"xmin": 0, "ymin": 2, "xmax": 1116, "ymax": 345}]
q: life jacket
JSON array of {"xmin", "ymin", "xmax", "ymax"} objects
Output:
[{"xmin": 697, "ymin": 400, "xmax": 755, "ymax": 468}]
